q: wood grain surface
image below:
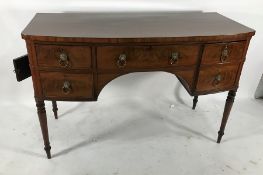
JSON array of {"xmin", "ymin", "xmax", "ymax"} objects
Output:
[
  {"xmin": 97, "ymin": 44, "xmax": 200, "ymax": 70},
  {"xmin": 22, "ymin": 12, "xmax": 255, "ymax": 43},
  {"xmin": 36, "ymin": 44, "xmax": 92, "ymax": 69}
]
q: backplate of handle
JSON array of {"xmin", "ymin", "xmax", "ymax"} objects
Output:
[
  {"xmin": 220, "ymin": 45, "xmax": 229, "ymax": 62},
  {"xmin": 117, "ymin": 54, "xmax": 127, "ymax": 68},
  {"xmin": 58, "ymin": 52, "xmax": 70, "ymax": 68},
  {"xmin": 213, "ymin": 74, "xmax": 222, "ymax": 86},
  {"xmin": 62, "ymin": 81, "xmax": 72, "ymax": 94},
  {"xmin": 170, "ymin": 52, "xmax": 179, "ymax": 64}
]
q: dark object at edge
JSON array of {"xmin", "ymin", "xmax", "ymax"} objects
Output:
[{"xmin": 13, "ymin": 54, "xmax": 31, "ymax": 82}]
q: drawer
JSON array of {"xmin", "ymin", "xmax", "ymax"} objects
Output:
[
  {"xmin": 97, "ymin": 45, "xmax": 200, "ymax": 70},
  {"xmin": 35, "ymin": 44, "xmax": 92, "ymax": 69},
  {"xmin": 40, "ymin": 72, "xmax": 93, "ymax": 98},
  {"xmin": 196, "ymin": 64, "xmax": 239, "ymax": 92},
  {"xmin": 201, "ymin": 41, "xmax": 245, "ymax": 65}
]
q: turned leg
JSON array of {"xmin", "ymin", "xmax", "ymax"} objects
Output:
[
  {"xmin": 36, "ymin": 99, "xmax": 51, "ymax": 159},
  {"xmin": 192, "ymin": 96, "xmax": 198, "ymax": 110},
  {"xmin": 52, "ymin": 101, "xmax": 58, "ymax": 119},
  {"xmin": 217, "ymin": 90, "xmax": 236, "ymax": 143}
]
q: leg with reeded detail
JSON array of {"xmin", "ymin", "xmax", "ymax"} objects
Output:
[
  {"xmin": 217, "ymin": 90, "xmax": 236, "ymax": 143},
  {"xmin": 52, "ymin": 101, "xmax": 58, "ymax": 119},
  {"xmin": 36, "ymin": 99, "xmax": 51, "ymax": 159},
  {"xmin": 192, "ymin": 96, "xmax": 198, "ymax": 110}
]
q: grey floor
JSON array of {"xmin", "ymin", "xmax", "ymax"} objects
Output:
[{"xmin": 1, "ymin": 75, "xmax": 263, "ymax": 175}]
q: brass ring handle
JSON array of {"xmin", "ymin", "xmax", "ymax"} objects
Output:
[
  {"xmin": 170, "ymin": 52, "xmax": 179, "ymax": 65},
  {"xmin": 220, "ymin": 45, "xmax": 228, "ymax": 63},
  {"xmin": 59, "ymin": 52, "xmax": 70, "ymax": 68},
  {"xmin": 213, "ymin": 74, "xmax": 222, "ymax": 86},
  {"xmin": 62, "ymin": 81, "xmax": 72, "ymax": 94},
  {"xmin": 117, "ymin": 54, "xmax": 127, "ymax": 68}
]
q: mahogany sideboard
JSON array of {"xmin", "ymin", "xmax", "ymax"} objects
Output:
[{"xmin": 21, "ymin": 12, "xmax": 255, "ymax": 159}]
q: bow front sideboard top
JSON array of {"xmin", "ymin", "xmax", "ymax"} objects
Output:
[{"xmin": 21, "ymin": 12, "xmax": 255, "ymax": 159}]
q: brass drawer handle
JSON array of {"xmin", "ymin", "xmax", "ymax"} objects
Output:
[
  {"xmin": 213, "ymin": 74, "xmax": 222, "ymax": 86},
  {"xmin": 221, "ymin": 45, "xmax": 229, "ymax": 62},
  {"xmin": 58, "ymin": 52, "xmax": 70, "ymax": 68},
  {"xmin": 117, "ymin": 54, "xmax": 127, "ymax": 68},
  {"xmin": 170, "ymin": 52, "xmax": 179, "ymax": 65},
  {"xmin": 62, "ymin": 81, "xmax": 72, "ymax": 94}
]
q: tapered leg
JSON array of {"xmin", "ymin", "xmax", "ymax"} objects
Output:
[
  {"xmin": 192, "ymin": 96, "xmax": 198, "ymax": 110},
  {"xmin": 52, "ymin": 101, "xmax": 58, "ymax": 119},
  {"xmin": 217, "ymin": 90, "xmax": 236, "ymax": 143},
  {"xmin": 36, "ymin": 99, "xmax": 51, "ymax": 159}
]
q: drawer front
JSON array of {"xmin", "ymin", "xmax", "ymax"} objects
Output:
[
  {"xmin": 36, "ymin": 44, "xmax": 92, "ymax": 69},
  {"xmin": 196, "ymin": 65, "xmax": 239, "ymax": 92},
  {"xmin": 97, "ymin": 45, "xmax": 200, "ymax": 70},
  {"xmin": 201, "ymin": 41, "xmax": 245, "ymax": 65},
  {"xmin": 40, "ymin": 72, "xmax": 93, "ymax": 98}
]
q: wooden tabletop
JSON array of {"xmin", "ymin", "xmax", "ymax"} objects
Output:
[{"xmin": 22, "ymin": 12, "xmax": 255, "ymax": 40}]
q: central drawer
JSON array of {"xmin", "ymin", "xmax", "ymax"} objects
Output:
[{"xmin": 97, "ymin": 45, "xmax": 200, "ymax": 70}]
